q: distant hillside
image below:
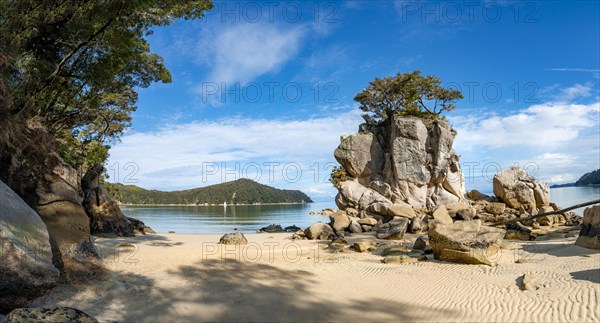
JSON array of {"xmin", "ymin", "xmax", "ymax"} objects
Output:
[
  {"xmin": 106, "ymin": 179, "xmax": 313, "ymax": 205},
  {"xmin": 575, "ymin": 169, "xmax": 600, "ymax": 186},
  {"xmin": 550, "ymin": 169, "xmax": 600, "ymax": 188}
]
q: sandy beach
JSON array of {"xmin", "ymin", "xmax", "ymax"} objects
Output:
[{"xmin": 26, "ymin": 231, "xmax": 599, "ymax": 322}]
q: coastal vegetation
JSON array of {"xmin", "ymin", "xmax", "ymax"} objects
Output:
[{"xmin": 107, "ymin": 178, "xmax": 313, "ymax": 205}]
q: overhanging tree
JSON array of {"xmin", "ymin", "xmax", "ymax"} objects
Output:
[
  {"xmin": 354, "ymin": 70, "xmax": 463, "ymax": 121},
  {"xmin": 0, "ymin": 0, "xmax": 213, "ymax": 177}
]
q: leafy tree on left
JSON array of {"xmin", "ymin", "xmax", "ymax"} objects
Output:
[{"xmin": 0, "ymin": 0, "xmax": 213, "ymax": 177}]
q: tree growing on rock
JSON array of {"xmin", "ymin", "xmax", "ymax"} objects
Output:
[{"xmin": 354, "ymin": 70, "xmax": 463, "ymax": 121}]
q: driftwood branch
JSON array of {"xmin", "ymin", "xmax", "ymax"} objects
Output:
[{"xmin": 490, "ymin": 199, "xmax": 600, "ymax": 227}]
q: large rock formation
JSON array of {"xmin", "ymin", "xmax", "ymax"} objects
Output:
[
  {"xmin": 29, "ymin": 155, "xmax": 101, "ymax": 280},
  {"xmin": 6, "ymin": 307, "xmax": 97, "ymax": 323},
  {"xmin": 0, "ymin": 180, "xmax": 59, "ymax": 313},
  {"xmin": 575, "ymin": 205, "xmax": 600, "ymax": 249},
  {"xmin": 493, "ymin": 167, "xmax": 550, "ymax": 214},
  {"xmin": 334, "ymin": 115, "xmax": 465, "ymax": 214},
  {"xmin": 81, "ymin": 165, "xmax": 136, "ymax": 237}
]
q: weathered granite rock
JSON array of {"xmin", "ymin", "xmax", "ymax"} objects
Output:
[
  {"xmin": 485, "ymin": 202, "xmax": 506, "ymax": 215},
  {"xmin": 0, "ymin": 180, "xmax": 60, "ymax": 313},
  {"xmin": 429, "ymin": 220, "xmax": 505, "ymax": 265},
  {"xmin": 467, "ymin": 189, "xmax": 491, "ymax": 201},
  {"xmin": 456, "ymin": 207, "xmax": 477, "ymax": 221},
  {"xmin": 82, "ymin": 165, "xmax": 137, "ymax": 237},
  {"xmin": 493, "ymin": 167, "xmax": 550, "ymax": 213},
  {"xmin": 336, "ymin": 181, "xmax": 392, "ymax": 215},
  {"xmin": 575, "ymin": 206, "xmax": 600, "ymax": 249},
  {"xmin": 408, "ymin": 217, "xmax": 427, "ymax": 233},
  {"xmin": 432, "ymin": 205, "xmax": 453, "ymax": 226},
  {"xmin": 304, "ymin": 222, "xmax": 335, "ymax": 240},
  {"xmin": 444, "ymin": 202, "xmax": 470, "ymax": 218},
  {"xmin": 358, "ymin": 217, "xmax": 378, "ymax": 226},
  {"xmin": 413, "ymin": 236, "xmax": 430, "ymax": 251},
  {"xmin": 334, "ymin": 116, "xmax": 466, "ymax": 212},
  {"xmin": 219, "ymin": 232, "xmax": 248, "ymax": 245},
  {"xmin": 387, "ymin": 202, "xmax": 416, "ymax": 219},
  {"xmin": 376, "ymin": 217, "xmax": 409, "ymax": 240},
  {"xmin": 127, "ymin": 217, "xmax": 155, "ymax": 235},
  {"xmin": 353, "ymin": 241, "xmax": 376, "ymax": 252},
  {"xmin": 258, "ymin": 224, "xmax": 285, "ymax": 233},
  {"xmin": 329, "ymin": 212, "xmax": 351, "ymax": 232},
  {"xmin": 6, "ymin": 307, "xmax": 97, "ymax": 323},
  {"xmin": 349, "ymin": 219, "xmax": 363, "ymax": 233}
]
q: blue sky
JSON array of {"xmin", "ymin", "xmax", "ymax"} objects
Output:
[{"xmin": 107, "ymin": 0, "xmax": 600, "ymax": 201}]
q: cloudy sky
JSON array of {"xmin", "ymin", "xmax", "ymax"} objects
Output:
[{"xmin": 107, "ymin": 0, "xmax": 600, "ymax": 200}]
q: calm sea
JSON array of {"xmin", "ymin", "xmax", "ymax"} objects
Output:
[{"xmin": 121, "ymin": 187, "xmax": 600, "ymax": 234}]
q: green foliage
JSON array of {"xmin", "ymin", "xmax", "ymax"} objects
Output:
[
  {"xmin": 0, "ymin": 0, "xmax": 213, "ymax": 176},
  {"xmin": 354, "ymin": 70, "xmax": 463, "ymax": 121},
  {"xmin": 329, "ymin": 165, "xmax": 351, "ymax": 187},
  {"xmin": 105, "ymin": 178, "xmax": 313, "ymax": 205}
]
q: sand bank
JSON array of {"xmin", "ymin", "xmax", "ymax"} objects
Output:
[{"xmin": 28, "ymin": 232, "xmax": 599, "ymax": 322}]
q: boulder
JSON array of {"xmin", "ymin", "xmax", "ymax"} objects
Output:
[
  {"xmin": 456, "ymin": 207, "xmax": 477, "ymax": 221},
  {"xmin": 432, "ymin": 205, "xmax": 453, "ymax": 225},
  {"xmin": 353, "ymin": 241, "xmax": 376, "ymax": 252},
  {"xmin": 428, "ymin": 220, "xmax": 505, "ymax": 265},
  {"xmin": 505, "ymin": 221, "xmax": 533, "ymax": 241},
  {"xmin": 304, "ymin": 222, "xmax": 335, "ymax": 240},
  {"xmin": 82, "ymin": 165, "xmax": 136, "ymax": 237},
  {"xmin": 329, "ymin": 212, "xmax": 351, "ymax": 232},
  {"xmin": 445, "ymin": 202, "xmax": 470, "ymax": 218},
  {"xmin": 358, "ymin": 217, "xmax": 378, "ymax": 226},
  {"xmin": 485, "ymin": 202, "xmax": 506, "ymax": 215},
  {"xmin": 387, "ymin": 202, "xmax": 416, "ymax": 219},
  {"xmin": 518, "ymin": 273, "xmax": 543, "ymax": 291},
  {"xmin": 408, "ymin": 217, "xmax": 427, "ymax": 233},
  {"xmin": 349, "ymin": 219, "xmax": 363, "ymax": 233},
  {"xmin": 575, "ymin": 206, "xmax": 600, "ymax": 249},
  {"xmin": 284, "ymin": 225, "xmax": 302, "ymax": 232},
  {"xmin": 413, "ymin": 236, "xmax": 430, "ymax": 251},
  {"xmin": 0, "ymin": 180, "xmax": 60, "ymax": 313},
  {"xmin": 219, "ymin": 232, "xmax": 248, "ymax": 245},
  {"xmin": 30, "ymin": 155, "xmax": 101, "ymax": 279},
  {"xmin": 467, "ymin": 189, "xmax": 491, "ymax": 201},
  {"xmin": 6, "ymin": 307, "xmax": 97, "ymax": 323},
  {"xmin": 493, "ymin": 167, "xmax": 550, "ymax": 213},
  {"xmin": 258, "ymin": 224, "xmax": 285, "ymax": 233},
  {"xmin": 376, "ymin": 217, "xmax": 409, "ymax": 240},
  {"xmin": 127, "ymin": 217, "xmax": 155, "ymax": 235}
]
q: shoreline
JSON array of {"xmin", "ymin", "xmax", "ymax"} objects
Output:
[{"xmin": 119, "ymin": 202, "xmax": 312, "ymax": 207}]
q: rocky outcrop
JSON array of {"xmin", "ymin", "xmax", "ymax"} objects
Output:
[
  {"xmin": 30, "ymin": 155, "xmax": 101, "ymax": 280},
  {"xmin": 6, "ymin": 307, "xmax": 97, "ymax": 323},
  {"xmin": 334, "ymin": 115, "xmax": 466, "ymax": 213},
  {"xmin": 493, "ymin": 167, "xmax": 550, "ymax": 213},
  {"xmin": 219, "ymin": 232, "xmax": 248, "ymax": 245},
  {"xmin": 0, "ymin": 181, "xmax": 59, "ymax": 313},
  {"xmin": 304, "ymin": 222, "xmax": 335, "ymax": 240},
  {"xmin": 575, "ymin": 206, "xmax": 600, "ymax": 249},
  {"xmin": 82, "ymin": 165, "xmax": 135, "ymax": 237},
  {"xmin": 429, "ymin": 220, "xmax": 505, "ymax": 265}
]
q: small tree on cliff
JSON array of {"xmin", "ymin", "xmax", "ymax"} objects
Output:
[{"xmin": 354, "ymin": 70, "xmax": 463, "ymax": 121}]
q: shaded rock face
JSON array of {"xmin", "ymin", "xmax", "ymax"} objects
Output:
[
  {"xmin": 29, "ymin": 155, "xmax": 100, "ymax": 279},
  {"xmin": 493, "ymin": 167, "xmax": 550, "ymax": 213},
  {"xmin": 0, "ymin": 180, "xmax": 60, "ymax": 313},
  {"xmin": 428, "ymin": 220, "xmax": 505, "ymax": 265},
  {"xmin": 82, "ymin": 165, "xmax": 136, "ymax": 237},
  {"xmin": 334, "ymin": 116, "xmax": 465, "ymax": 213},
  {"xmin": 575, "ymin": 206, "xmax": 600, "ymax": 249},
  {"xmin": 6, "ymin": 307, "xmax": 97, "ymax": 323}
]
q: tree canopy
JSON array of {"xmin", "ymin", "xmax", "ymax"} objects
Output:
[
  {"xmin": 0, "ymin": 0, "xmax": 212, "ymax": 175},
  {"xmin": 354, "ymin": 70, "xmax": 463, "ymax": 121}
]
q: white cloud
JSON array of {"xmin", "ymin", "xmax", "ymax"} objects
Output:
[
  {"xmin": 451, "ymin": 101, "xmax": 599, "ymax": 150},
  {"xmin": 198, "ymin": 22, "xmax": 304, "ymax": 86},
  {"xmin": 107, "ymin": 110, "xmax": 363, "ymax": 198}
]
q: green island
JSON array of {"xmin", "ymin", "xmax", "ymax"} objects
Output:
[{"xmin": 107, "ymin": 178, "xmax": 312, "ymax": 205}]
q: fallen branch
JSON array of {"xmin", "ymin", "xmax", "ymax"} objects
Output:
[{"xmin": 490, "ymin": 199, "xmax": 600, "ymax": 227}]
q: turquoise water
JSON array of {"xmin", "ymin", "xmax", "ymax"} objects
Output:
[
  {"xmin": 121, "ymin": 187, "xmax": 600, "ymax": 234},
  {"xmin": 121, "ymin": 201, "xmax": 336, "ymax": 234}
]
